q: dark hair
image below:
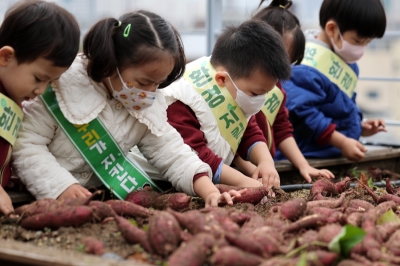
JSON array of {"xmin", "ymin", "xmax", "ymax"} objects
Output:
[
  {"xmin": 253, "ymin": 0, "xmax": 304, "ymax": 65},
  {"xmin": 320, "ymin": 0, "xmax": 386, "ymax": 38},
  {"xmin": 210, "ymin": 19, "xmax": 291, "ymax": 81},
  {"xmin": 0, "ymin": 0, "xmax": 80, "ymax": 67},
  {"xmin": 83, "ymin": 10, "xmax": 185, "ymax": 88}
]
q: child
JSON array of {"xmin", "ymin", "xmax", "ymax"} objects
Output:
[
  {"xmin": 280, "ymin": 0, "xmax": 387, "ymax": 161},
  {"xmin": 12, "ymin": 10, "xmax": 242, "ymax": 207},
  {"xmin": 0, "ymin": 0, "xmax": 80, "ymax": 216},
  {"xmin": 130, "ymin": 19, "xmax": 292, "ymax": 195},
  {"xmin": 233, "ymin": 0, "xmax": 334, "ymax": 183}
]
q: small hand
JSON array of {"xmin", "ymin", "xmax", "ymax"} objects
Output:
[
  {"xmin": 340, "ymin": 138, "xmax": 367, "ymax": 161},
  {"xmin": 0, "ymin": 187, "xmax": 14, "ymax": 216},
  {"xmin": 204, "ymin": 188, "xmax": 247, "ymax": 207},
  {"xmin": 361, "ymin": 119, "xmax": 386, "ymax": 137},
  {"xmin": 252, "ymin": 161, "xmax": 280, "ymax": 197},
  {"xmin": 57, "ymin": 184, "xmax": 92, "ymax": 200},
  {"xmin": 299, "ymin": 165, "xmax": 334, "ymax": 183}
]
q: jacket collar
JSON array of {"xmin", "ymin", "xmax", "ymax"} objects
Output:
[{"xmin": 51, "ymin": 56, "xmax": 167, "ymax": 136}]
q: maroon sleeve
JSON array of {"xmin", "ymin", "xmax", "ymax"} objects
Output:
[
  {"xmin": 236, "ymin": 116, "xmax": 267, "ymax": 160},
  {"xmin": 167, "ymin": 100, "xmax": 221, "ymax": 176},
  {"xmin": 273, "ymin": 85, "xmax": 294, "ymax": 146},
  {"xmin": 316, "ymin": 123, "xmax": 337, "ymax": 146}
]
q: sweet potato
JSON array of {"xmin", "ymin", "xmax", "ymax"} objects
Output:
[
  {"xmin": 229, "ymin": 211, "xmax": 252, "ymax": 225},
  {"xmin": 14, "ymin": 198, "xmax": 58, "ymax": 217},
  {"xmin": 336, "ymin": 260, "xmax": 365, "ymax": 266},
  {"xmin": 125, "ymin": 189, "xmax": 160, "ymax": 208},
  {"xmin": 21, "ymin": 206, "xmax": 93, "ymax": 230},
  {"xmin": 258, "ymin": 257, "xmax": 297, "ymax": 266},
  {"xmin": 385, "ymin": 178, "xmax": 400, "ymax": 196},
  {"xmin": 105, "ymin": 200, "xmax": 153, "ymax": 218},
  {"xmin": 367, "ymin": 248, "xmax": 400, "ymax": 264},
  {"xmin": 226, "ymin": 230, "xmax": 286, "ymax": 258},
  {"xmin": 307, "ymin": 207, "xmax": 344, "ymax": 216},
  {"xmin": 283, "ymin": 214, "xmax": 327, "ymax": 233},
  {"xmin": 346, "ymin": 199, "xmax": 374, "ymax": 212},
  {"xmin": 152, "ymin": 193, "xmax": 192, "ymax": 211},
  {"xmin": 309, "ymin": 178, "xmax": 338, "ymax": 200},
  {"xmin": 81, "ymin": 236, "xmax": 104, "ymax": 255},
  {"xmin": 167, "ymin": 233, "xmax": 215, "ymax": 266},
  {"xmin": 346, "ymin": 212, "xmax": 364, "ymax": 227},
  {"xmin": 317, "ymin": 224, "xmax": 342, "ymax": 244},
  {"xmin": 385, "ymin": 230, "xmax": 400, "ymax": 256},
  {"xmin": 361, "ymin": 182, "xmax": 400, "ymax": 204},
  {"xmin": 307, "ymin": 191, "xmax": 350, "ymax": 209},
  {"xmin": 89, "ymin": 201, "xmax": 116, "ymax": 222},
  {"xmin": 169, "ymin": 209, "xmax": 224, "ymax": 238},
  {"xmin": 361, "ymin": 201, "xmax": 396, "ymax": 230},
  {"xmin": 215, "ymin": 184, "xmax": 268, "ymax": 204},
  {"xmin": 201, "ymin": 208, "xmax": 240, "ymax": 233},
  {"xmin": 296, "ymin": 230, "xmax": 318, "ymax": 248},
  {"xmin": 307, "ymin": 250, "xmax": 339, "ymax": 266},
  {"xmin": 148, "ymin": 211, "xmax": 181, "ymax": 256},
  {"xmin": 114, "ymin": 215, "xmax": 153, "ymax": 253},
  {"xmin": 241, "ymin": 213, "xmax": 265, "ymax": 231},
  {"xmin": 280, "ymin": 198, "xmax": 307, "ymax": 221},
  {"xmin": 376, "ymin": 222, "xmax": 400, "ymax": 242},
  {"xmin": 210, "ymin": 246, "xmax": 264, "ymax": 266}
]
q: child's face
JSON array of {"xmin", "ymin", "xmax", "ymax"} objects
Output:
[
  {"xmin": 220, "ymin": 69, "xmax": 278, "ymax": 98},
  {"xmin": 0, "ymin": 47, "xmax": 68, "ymax": 104},
  {"xmin": 110, "ymin": 52, "xmax": 174, "ymax": 93}
]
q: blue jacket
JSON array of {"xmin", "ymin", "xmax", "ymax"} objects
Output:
[{"xmin": 276, "ymin": 62, "xmax": 363, "ymax": 159}]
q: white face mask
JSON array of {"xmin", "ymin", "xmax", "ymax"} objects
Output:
[
  {"xmin": 108, "ymin": 68, "xmax": 157, "ymax": 111},
  {"xmin": 224, "ymin": 71, "xmax": 266, "ymax": 117},
  {"xmin": 331, "ymin": 30, "xmax": 365, "ymax": 64}
]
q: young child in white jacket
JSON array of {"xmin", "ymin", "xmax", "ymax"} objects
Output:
[{"xmin": 12, "ymin": 10, "xmax": 243, "ymax": 207}]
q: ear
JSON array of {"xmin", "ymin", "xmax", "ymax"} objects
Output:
[
  {"xmin": 214, "ymin": 71, "xmax": 227, "ymax": 87},
  {"xmin": 0, "ymin": 46, "xmax": 15, "ymax": 67},
  {"xmin": 325, "ymin": 20, "xmax": 339, "ymax": 40}
]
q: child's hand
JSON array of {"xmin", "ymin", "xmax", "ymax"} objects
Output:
[
  {"xmin": 361, "ymin": 119, "xmax": 386, "ymax": 137},
  {"xmin": 340, "ymin": 138, "xmax": 367, "ymax": 161},
  {"xmin": 57, "ymin": 184, "xmax": 92, "ymax": 200},
  {"xmin": 0, "ymin": 187, "xmax": 14, "ymax": 216},
  {"xmin": 299, "ymin": 165, "xmax": 334, "ymax": 183},
  {"xmin": 204, "ymin": 188, "xmax": 247, "ymax": 207},
  {"xmin": 252, "ymin": 161, "xmax": 280, "ymax": 197}
]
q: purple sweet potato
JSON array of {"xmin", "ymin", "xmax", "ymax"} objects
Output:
[
  {"xmin": 125, "ymin": 189, "xmax": 160, "ymax": 208},
  {"xmin": 361, "ymin": 201, "xmax": 396, "ymax": 230},
  {"xmin": 346, "ymin": 212, "xmax": 364, "ymax": 227},
  {"xmin": 168, "ymin": 209, "xmax": 224, "ymax": 238},
  {"xmin": 259, "ymin": 257, "xmax": 298, "ymax": 266},
  {"xmin": 21, "ymin": 206, "xmax": 93, "ymax": 230},
  {"xmin": 201, "ymin": 207, "xmax": 240, "ymax": 233},
  {"xmin": 210, "ymin": 246, "xmax": 264, "ymax": 266},
  {"xmin": 361, "ymin": 182, "xmax": 400, "ymax": 204},
  {"xmin": 376, "ymin": 222, "xmax": 400, "ymax": 242},
  {"xmin": 283, "ymin": 214, "xmax": 327, "ymax": 233},
  {"xmin": 280, "ymin": 198, "xmax": 307, "ymax": 221},
  {"xmin": 317, "ymin": 224, "xmax": 342, "ymax": 244},
  {"xmin": 309, "ymin": 178, "xmax": 338, "ymax": 200},
  {"xmin": 229, "ymin": 211, "xmax": 253, "ymax": 225},
  {"xmin": 307, "ymin": 192, "xmax": 350, "ymax": 209},
  {"xmin": 307, "ymin": 250, "xmax": 339, "ymax": 266},
  {"xmin": 345, "ymin": 199, "xmax": 375, "ymax": 212},
  {"xmin": 167, "ymin": 233, "xmax": 215, "ymax": 266},
  {"xmin": 385, "ymin": 230, "xmax": 400, "ymax": 256},
  {"xmin": 297, "ymin": 230, "xmax": 318, "ymax": 248},
  {"xmin": 367, "ymin": 248, "xmax": 400, "ymax": 264},
  {"xmin": 89, "ymin": 201, "xmax": 116, "ymax": 222},
  {"xmin": 81, "ymin": 236, "xmax": 104, "ymax": 255},
  {"xmin": 152, "ymin": 193, "xmax": 192, "ymax": 211},
  {"xmin": 114, "ymin": 215, "xmax": 153, "ymax": 253},
  {"xmin": 226, "ymin": 229, "xmax": 286, "ymax": 258},
  {"xmin": 336, "ymin": 260, "xmax": 365, "ymax": 266},
  {"xmin": 307, "ymin": 207, "xmax": 344, "ymax": 216},
  {"xmin": 241, "ymin": 213, "xmax": 265, "ymax": 232},
  {"xmin": 148, "ymin": 211, "xmax": 182, "ymax": 256},
  {"xmin": 215, "ymin": 184, "xmax": 268, "ymax": 204},
  {"xmin": 14, "ymin": 198, "xmax": 58, "ymax": 217},
  {"xmin": 105, "ymin": 200, "xmax": 153, "ymax": 218}
]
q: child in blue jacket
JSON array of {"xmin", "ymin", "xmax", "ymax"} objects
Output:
[{"xmin": 280, "ymin": 0, "xmax": 387, "ymax": 161}]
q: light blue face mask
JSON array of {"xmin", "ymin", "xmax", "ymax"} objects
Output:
[{"xmin": 224, "ymin": 71, "xmax": 266, "ymax": 117}]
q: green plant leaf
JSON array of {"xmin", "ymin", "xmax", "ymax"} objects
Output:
[
  {"xmin": 142, "ymin": 224, "xmax": 149, "ymax": 232},
  {"xmin": 76, "ymin": 244, "xmax": 85, "ymax": 253},
  {"xmin": 296, "ymin": 252, "xmax": 307, "ymax": 266},
  {"xmin": 328, "ymin": 225, "xmax": 366, "ymax": 257},
  {"xmin": 368, "ymin": 177, "xmax": 374, "ymax": 188},
  {"xmin": 377, "ymin": 209, "xmax": 400, "ymax": 225},
  {"xmin": 129, "ymin": 219, "xmax": 138, "ymax": 227}
]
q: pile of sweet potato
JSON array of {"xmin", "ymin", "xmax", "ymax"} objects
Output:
[{"xmin": 10, "ymin": 177, "xmax": 400, "ymax": 265}]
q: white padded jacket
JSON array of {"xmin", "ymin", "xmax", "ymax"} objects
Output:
[{"xmin": 11, "ymin": 56, "xmax": 212, "ymax": 199}]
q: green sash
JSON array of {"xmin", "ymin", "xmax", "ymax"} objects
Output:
[
  {"xmin": 260, "ymin": 86, "xmax": 284, "ymax": 149},
  {"xmin": 302, "ymin": 41, "xmax": 358, "ymax": 98},
  {"xmin": 0, "ymin": 93, "xmax": 23, "ymax": 146},
  {"xmin": 183, "ymin": 57, "xmax": 248, "ymax": 154},
  {"xmin": 40, "ymin": 87, "xmax": 162, "ymax": 200}
]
